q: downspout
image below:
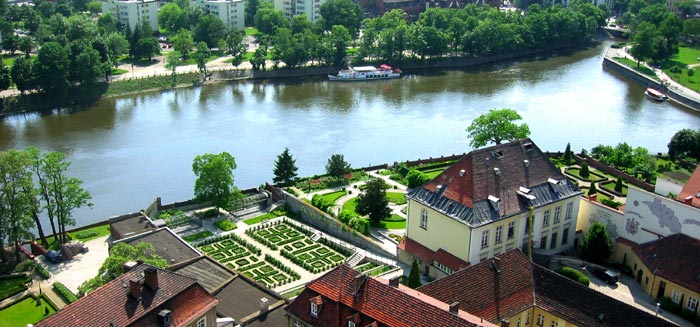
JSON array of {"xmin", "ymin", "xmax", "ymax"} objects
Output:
[{"xmin": 528, "ymin": 206, "xmax": 534, "ymax": 261}]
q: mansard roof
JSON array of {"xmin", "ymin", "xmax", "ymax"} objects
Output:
[{"xmin": 407, "ymin": 139, "xmax": 582, "ymax": 227}]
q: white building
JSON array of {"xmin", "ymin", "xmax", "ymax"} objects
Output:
[
  {"xmin": 192, "ymin": 0, "xmax": 245, "ymax": 30},
  {"xmin": 273, "ymin": 0, "xmax": 324, "ymax": 23},
  {"xmin": 102, "ymin": 0, "xmax": 159, "ymax": 32}
]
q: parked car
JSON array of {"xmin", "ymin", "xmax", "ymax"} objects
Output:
[
  {"xmin": 592, "ymin": 267, "xmax": 618, "ymax": 285},
  {"xmin": 45, "ymin": 250, "xmax": 63, "ymax": 263}
]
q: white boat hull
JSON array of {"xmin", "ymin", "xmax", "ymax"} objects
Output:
[{"xmin": 328, "ymin": 73, "xmax": 401, "ymax": 81}]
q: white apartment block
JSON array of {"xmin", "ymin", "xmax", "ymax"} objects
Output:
[
  {"xmin": 192, "ymin": 0, "xmax": 246, "ymax": 30},
  {"xmin": 273, "ymin": 0, "xmax": 325, "ymax": 23},
  {"xmin": 102, "ymin": 0, "xmax": 158, "ymax": 32}
]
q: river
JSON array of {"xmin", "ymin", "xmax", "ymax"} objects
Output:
[{"xmin": 1, "ymin": 41, "xmax": 699, "ymax": 228}]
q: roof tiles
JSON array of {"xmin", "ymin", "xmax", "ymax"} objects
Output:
[{"xmin": 633, "ymin": 233, "xmax": 700, "ymax": 293}]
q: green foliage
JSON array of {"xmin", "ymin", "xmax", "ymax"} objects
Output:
[
  {"xmin": 214, "ymin": 219, "xmax": 237, "ymax": 231},
  {"xmin": 52, "ymin": 282, "xmax": 78, "ymax": 303},
  {"xmin": 196, "ymin": 208, "xmax": 220, "ymax": 219},
  {"xmin": 601, "ymin": 198, "xmax": 623, "ymax": 209},
  {"xmin": 192, "ymin": 152, "xmax": 241, "ymax": 210},
  {"xmin": 326, "ymin": 154, "xmax": 352, "ymax": 181},
  {"xmin": 311, "ymin": 194, "xmax": 334, "ymax": 212},
  {"xmin": 588, "ymin": 182, "xmax": 598, "ymax": 196},
  {"xmin": 614, "ymin": 177, "xmax": 624, "ymax": 192},
  {"xmin": 580, "ymin": 161, "xmax": 590, "ymax": 178},
  {"xmin": 466, "ymin": 108, "xmax": 530, "ymax": 148},
  {"xmin": 183, "ymin": 231, "xmax": 213, "ymax": 242},
  {"xmin": 667, "ymin": 128, "xmax": 700, "ymax": 160},
  {"xmin": 273, "ymin": 147, "xmax": 299, "ymax": 187},
  {"xmin": 563, "ymin": 143, "xmax": 573, "ymax": 163},
  {"xmin": 580, "ymin": 222, "xmax": 612, "ymax": 264},
  {"xmin": 33, "ymin": 264, "xmax": 50, "ymax": 280},
  {"xmin": 386, "ymin": 192, "xmax": 407, "ymax": 205},
  {"xmin": 659, "ymin": 296, "xmax": 680, "ymax": 313},
  {"xmin": 559, "ymin": 266, "xmax": 590, "ymax": 286},
  {"xmin": 406, "ymin": 169, "xmax": 431, "ymax": 188},
  {"xmin": 408, "ymin": 260, "xmax": 422, "ymax": 289},
  {"xmin": 356, "ymin": 178, "xmax": 391, "ymax": 225},
  {"xmin": 0, "ymin": 275, "xmax": 30, "ymax": 300},
  {"xmin": 0, "ymin": 295, "xmax": 57, "ymax": 326}
]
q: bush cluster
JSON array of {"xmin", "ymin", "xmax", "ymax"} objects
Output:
[
  {"xmin": 53, "ymin": 282, "xmax": 78, "ymax": 303},
  {"xmin": 74, "ymin": 230, "xmax": 99, "ymax": 239},
  {"xmin": 559, "ymin": 266, "xmax": 590, "ymax": 286},
  {"xmin": 319, "ymin": 238, "xmax": 353, "ymax": 257},
  {"xmin": 34, "ymin": 264, "xmax": 51, "ymax": 280},
  {"xmin": 196, "ymin": 208, "xmax": 220, "ymax": 219},
  {"xmin": 214, "ymin": 219, "xmax": 237, "ymax": 231},
  {"xmin": 264, "ymin": 254, "xmax": 301, "ymax": 279},
  {"xmin": 198, "ymin": 233, "xmax": 261, "ymax": 255}
]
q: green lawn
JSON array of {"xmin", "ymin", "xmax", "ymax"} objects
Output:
[
  {"xmin": 71, "ymin": 223, "xmax": 111, "ymax": 242},
  {"xmin": 319, "ymin": 190, "xmax": 347, "ymax": 204},
  {"xmin": 243, "ymin": 213, "xmax": 277, "ymax": 225},
  {"xmin": 422, "ymin": 168, "xmax": 445, "ymax": 180},
  {"xmin": 118, "ymin": 57, "xmax": 159, "ymax": 67},
  {"xmin": 2, "ymin": 53, "xmax": 28, "ymax": 67},
  {"xmin": 601, "ymin": 182, "xmax": 628, "ymax": 196},
  {"xmin": 183, "ymin": 231, "xmax": 213, "ymax": 242},
  {"xmin": 671, "ymin": 47, "xmax": 700, "ymax": 66},
  {"xmin": 0, "ymin": 275, "xmax": 30, "ymax": 300},
  {"xmin": 566, "ymin": 168, "xmax": 607, "ymax": 182},
  {"xmin": 614, "ymin": 57, "xmax": 657, "ymax": 78},
  {"xmin": 386, "ymin": 192, "xmax": 407, "ymax": 205},
  {"xmin": 586, "ymin": 189, "xmax": 612, "ymax": 202},
  {"xmin": 177, "ymin": 54, "xmax": 220, "ymax": 66},
  {"xmin": 380, "ymin": 220, "xmax": 407, "ymax": 229},
  {"xmin": 0, "ymin": 295, "xmax": 57, "ymax": 326},
  {"xmin": 342, "ymin": 198, "xmax": 358, "ymax": 214},
  {"xmin": 245, "ymin": 27, "xmax": 260, "ymax": 36},
  {"xmin": 112, "ymin": 68, "xmax": 128, "ymax": 75}
]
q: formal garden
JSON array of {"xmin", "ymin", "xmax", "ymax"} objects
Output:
[{"xmin": 0, "ymin": 271, "xmax": 58, "ymax": 326}]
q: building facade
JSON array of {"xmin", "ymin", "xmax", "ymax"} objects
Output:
[
  {"xmin": 399, "ymin": 139, "xmax": 583, "ymax": 279},
  {"xmin": 192, "ymin": 0, "xmax": 246, "ymax": 30},
  {"xmin": 273, "ymin": 0, "xmax": 325, "ymax": 23},
  {"xmin": 102, "ymin": 0, "xmax": 159, "ymax": 31}
]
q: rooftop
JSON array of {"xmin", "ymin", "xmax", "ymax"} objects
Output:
[
  {"xmin": 110, "ymin": 212, "xmax": 157, "ymax": 241},
  {"xmin": 119, "ymin": 227, "xmax": 201, "ymax": 266},
  {"xmin": 633, "ymin": 233, "xmax": 700, "ymax": 293},
  {"xmin": 678, "ymin": 164, "xmax": 700, "ymax": 209}
]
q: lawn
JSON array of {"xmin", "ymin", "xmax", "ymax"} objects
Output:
[
  {"xmin": 601, "ymin": 181, "xmax": 628, "ymax": 196},
  {"xmin": 614, "ymin": 57, "xmax": 657, "ymax": 78},
  {"xmin": 318, "ymin": 190, "xmax": 347, "ymax": 204},
  {"xmin": 0, "ymin": 295, "xmax": 57, "ymax": 327},
  {"xmin": 243, "ymin": 213, "xmax": 277, "ymax": 225},
  {"xmin": 586, "ymin": 189, "xmax": 612, "ymax": 202},
  {"xmin": 245, "ymin": 27, "xmax": 260, "ymax": 36},
  {"xmin": 386, "ymin": 192, "xmax": 407, "ymax": 205},
  {"xmin": 177, "ymin": 54, "xmax": 220, "ymax": 66},
  {"xmin": 111, "ymin": 68, "xmax": 128, "ymax": 75},
  {"xmin": 565, "ymin": 168, "xmax": 607, "ymax": 182},
  {"xmin": 71, "ymin": 223, "xmax": 111, "ymax": 242},
  {"xmin": 2, "ymin": 53, "xmax": 29, "ymax": 67},
  {"xmin": 342, "ymin": 198, "xmax": 358, "ymax": 214},
  {"xmin": 380, "ymin": 220, "xmax": 407, "ymax": 229},
  {"xmin": 0, "ymin": 275, "xmax": 30, "ymax": 300},
  {"xmin": 421, "ymin": 168, "xmax": 446, "ymax": 180},
  {"xmin": 183, "ymin": 231, "xmax": 213, "ymax": 242},
  {"xmin": 671, "ymin": 47, "xmax": 700, "ymax": 66}
]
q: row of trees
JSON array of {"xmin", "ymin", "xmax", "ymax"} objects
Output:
[
  {"xmin": 0, "ymin": 148, "xmax": 92, "ymax": 266},
  {"xmin": 629, "ymin": 2, "xmax": 683, "ymax": 65},
  {"xmin": 590, "ymin": 143, "xmax": 657, "ymax": 180}
]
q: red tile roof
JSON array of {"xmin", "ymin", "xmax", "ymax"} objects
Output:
[
  {"xmin": 418, "ymin": 249, "xmax": 677, "ymax": 327},
  {"xmin": 398, "ymin": 237, "xmax": 469, "ymax": 272},
  {"xmin": 285, "ymin": 264, "xmax": 499, "ymax": 327},
  {"xmin": 35, "ymin": 264, "xmax": 219, "ymax": 327},
  {"xmin": 633, "ymin": 233, "xmax": 700, "ymax": 293},
  {"xmin": 678, "ymin": 165, "xmax": 700, "ymax": 208}
]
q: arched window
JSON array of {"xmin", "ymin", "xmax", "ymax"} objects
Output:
[{"xmin": 420, "ymin": 209, "xmax": 428, "ymax": 230}]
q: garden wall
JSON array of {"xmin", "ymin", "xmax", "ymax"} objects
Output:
[
  {"xmin": 394, "ymin": 153, "xmax": 466, "ymax": 168},
  {"xmin": 572, "ymin": 153, "xmax": 655, "ymax": 192},
  {"xmin": 281, "ymin": 190, "xmax": 394, "ymax": 258}
]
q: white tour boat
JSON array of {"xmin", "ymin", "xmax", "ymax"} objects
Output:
[
  {"xmin": 328, "ymin": 64, "xmax": 401, "ymax": 81},
  {"xmin": 644, "ymin": 88, "xmax": 668, "ymax": 102}
]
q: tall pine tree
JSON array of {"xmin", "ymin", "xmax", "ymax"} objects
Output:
[{"xmin": 272, "ymin": 147, "xmax": 298, "ymax": 187}]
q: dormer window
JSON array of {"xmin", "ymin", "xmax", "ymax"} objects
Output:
[
  {"xmin": 310, "ymin": 295, "xmax": 322, "ymax": 317},
  {"xmin": 492, "ymin": 150, "xmax": 504, "ymax": 159},
  {"xmin": 311, "ymin": 302, "xmax": 318, "ymax": 317}
]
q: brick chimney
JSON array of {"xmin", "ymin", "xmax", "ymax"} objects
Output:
[
  {"xmin": 144, "ymin": 267, "xmax": 159, "ymax": 290},
  {"xmin": 388, "ymin": 276, "xmax": 400, "ymax": 287},
  {"xmin": 129, "ymin": 278, "xmax": 142, "ymax": 299},
  {"xmin": 260, "ymin": 297, "xmax": 269, "ymax": 313},
  {"xmin": 449, "ymin": 302, "xmax": 459, "ymax": 315},
  {"xmin": 685, "ymin": 196, "xmax": 693, "ymax": 205}
]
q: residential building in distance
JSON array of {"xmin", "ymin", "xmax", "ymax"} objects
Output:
[
  {"xmin": 614, "ymin": 233, "xmax": 700, "ymax": 317},
  {"xmin": 285, "ymin": 263, "xmax": 503, "ymax": 327},
  {"xmin": 102, "ymin": 0, "xmax": 159, "ymax": 31},
  {"xmin": 34, "ymin": 264, "xmax": 219, "ymax": 327},
  {"xmin": 192, "ymin": 0, "xmax": 246, "ymax": 30},
  {"xmin": 273, "ymin": 0, "xmax": 325, "ymax": 23},
  {"xmin": 399, "ymin": 139, "xmax": 583, "ymax": 279},
  {"xmin": 418, "ymin": 249, "xmax": 678, "ymax": 327}
]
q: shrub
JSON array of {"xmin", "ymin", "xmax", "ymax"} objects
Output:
[
  {"xmin": 183, "ymin": 231, "xmax": 213, "ymax": 242},
  {"xmin": 682, "ymin": 309, "xmax": 696, "ymax": 320},
  {"xmin": 659, "ymin": 296, "xmax": 680, "ymax": 314},
  {"xmin": 395, "ymin": 163, "xmax": 410, "ymax": 177},
  {"xmin": 215, "ymin": 219, "xmax": 237, "ymax": 231},
  {"xmin": 197, "ymin": 208, "xmax": 220, "ymax": 219},
  {"xmin": 34, "ymin": 264, "xmax": 50, "ymax": 279},
  {"xmin": 588, "ymin": 182, "xmax": 598, "ymax": 196},
  {"xmin": 53, "ymin": 282, "xmax": 78, "ymax": 303},
  {"xmin": 601, "ymin": 198, "xmax": 623, "ymax": 209},
  {"xmin": 688, "ymin": 69, "xmax": 695, "ymax": 77},
  {"xmin": 614, "ymin": 177, "xmax": 623, "ymax": 192},
  {"xmin": 559, "ymin": 266, "xmax": 589, "ymax": 286},
  {"xmin": 74, "ymin": 230, "xmax": 99, "ymax": 239},
  {"xmin": 580, "ymin": 162, "xmax": 590, "ymax": 178},
  {"xmin": 406, "ymin": 169, "xmax": 430, "ymax": 188}
]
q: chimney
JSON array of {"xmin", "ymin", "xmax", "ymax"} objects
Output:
[
  {"xmin": 459, "ymin": 169, "xmax": 466, "ymax": 177},
  {"xmin": 144, "ymin": 267, "xmax": 159, "ymax": 290},
  {"xmin": 123, "ymin": 261, "xmax": 138, "ymax": 272},
  {"xmin": 501, "ymin": 319, "xmax": 511, "ymax": 327},
  {"xmin": 260, "ymin": 297, "xmax": 269, "ymax": 313},
  {"xmin": 449, "ymin": 302, "xmax": 459, "ymax": 315},
  {"xmin": 685, "ymin": 196, "xmax": 693, "ymax": 205},
  {"xmin": 129, "ymin": 278, "xmax": 142, "ymax": 300},
  {"xmin": 388, "ymin": 276, "xmax": 400, "ymax": 287},
  {"xmin": 523, "ymin": 160, "xmax": 529, "ymax": 168},
  {"xmin": 494, "ymin": 167, "xmax": 501, "ymax": 176}
]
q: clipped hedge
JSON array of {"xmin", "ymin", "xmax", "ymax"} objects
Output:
[
  {"xmin": 53, "ymin": 282, "xmax": 78, "ymax": 303},
  {"xmin": 215, "ymin": 219, "xmax": 237, "ymax": 231},
  {"xmin": 34, "ymin": 264, "xmax": 50, "ymax": 280},
  {"xmin": 559, "ymin": 266, "xmax": 590, "ymax": 286}
]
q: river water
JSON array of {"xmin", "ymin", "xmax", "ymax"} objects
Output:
[{"xmin": 1, "ymin": 41, "xmax": 699, "ymax": 228}]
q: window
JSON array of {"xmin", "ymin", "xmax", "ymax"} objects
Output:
[
  {"xmin": 672, "ymin": 289, "xmax": 682, "ymax": 303},
  {"xmin": 537, "ymin": 314, "xmax": 544, "ymax": 326},
  {"xmin": 551, "ymin": 322, "xmax": 558, "ymax": 327},
  {"xmin": 687, "ymin": 297, "xmax": 698, "ymax": 311},
  {"xmin": 540, "ymin": 236, "xmax": 547, "ymax": 249},
  {"xmin": 420, "ymin": 209, "xmax": 428, "ymax": 230},
  {"xmin": 543, "ymin": 210, "xmax": 550, "ymax": 227},
  {"xmin": 481, "ymin": 230, "xmax": 490, "ymax": 249},
  {"xmin": 562, "ymin": 228, "xmax": 569, "ymax": 245},
  {"xmin": 553, "ymin": 206, "xmax": 561, "ymax": 224},
  {"xmin": 516, "ymin": 318, "xmax": 521, "ymax": 327},
  {"xmin": 197, "ymin": 318, "xmax": 206, "ymax": 327},
  {"xmin": 508, "ymin": 221, "xmax": 515, "ymax": 239},
  {"xmin": 294, "ymin": 320, "xmax": 301, "ymax": 327},
  {"xmin": 565, "ymin": 202, "xmax": 573, "ymax": 219},
  {"xmin": 311, "ymin": 302, "xmax": 319, "ymax": 317},
  {"xmin": 526, "ymin": 312, "xmax": 531, "ymax": 324},
  {"xmin": 495, "ymin": 225, "xmax": 503, "ymax": 244},
  {"xmin": 348, "ymin": 322, "xmax": 356, "ymax": 327},
  {"xmin": 433, "ymin": 260, "xmax": 454, "ymax": 275},
  {"xmin": 550, "ymin": 233, "xmax": 557, "ymax": 249}
]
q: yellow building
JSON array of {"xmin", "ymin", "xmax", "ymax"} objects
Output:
[
  {"xmin": 614, "ymin": 234, "xmax": 700, "ymax": 318},
  {"xmin": 418, "ymin": 249, "xmax": 677, "ymax": 327},
  {"xmin": 399, "ymin": 139, "xmax": 583, "ymax": 279}
]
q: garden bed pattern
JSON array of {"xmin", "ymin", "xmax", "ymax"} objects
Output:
[
  {"xmin": 246, "ymin": 221, "xmax": 347, "ymax": 274},
  {"xmin": 199, "ymin": 234, "xmax": 299, "ymax": 288}
]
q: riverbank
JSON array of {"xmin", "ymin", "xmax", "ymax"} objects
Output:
[{"xmin": 0, "ymin": 41, "xmax": 593, "ymax": 116}]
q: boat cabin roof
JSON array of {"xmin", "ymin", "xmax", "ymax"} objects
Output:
[
  {"xmin": 646, "ymin": 88, "xmax": 664, "ymax": 96},
  {"xmin": 352, "ymin": 66, "xmax": 378, "ymax": 72}
]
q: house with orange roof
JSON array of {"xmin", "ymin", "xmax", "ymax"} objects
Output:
[
  {"xmin": 284, "ymin": 263, "xmax": 504, "ymax": 327},
  {"xmin": 34, "ymin": 264, "xmax": 219, "ymax": 327},
  {"xmin": 399, "ymin": 139, "xmax": 583, "ymax": 279},
  {"xmin": 418, "ymin": 249, "xmax": 678, "ymax": 327}
]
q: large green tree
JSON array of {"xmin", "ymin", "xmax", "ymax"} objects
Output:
[
  {"xmin": 319, "ymin": 0, "xmax": 363, "ymax": 36},
  {"xmin": 355, "ymin": 178, "xmax": 391, "ymax": 225},
  {"xmin": 34, "ymin": 41, "xmax": 71, "ymax": 96},
  {"xmin": 325, "ymin": 154, "xmax": 352, "ymax": 181},
  {"xmin": 172, "ymin": 28, "xmax": 195, "ymax": 59},
  {"xmin": 194, "ymin": 14, "xmax": 227, "ymax": 48},
  {"xmin": 10, "ymin": 55, "xmax": 33, "ymax": 93},
  {"xmin": 158, "ymin": 3, "xmax": 188, "ymax": 34},
  {"xmin": 668, "ymin": 128, "xmax": 700, "ymax": 160},
  {"xmin": 272, "ymin": 147, "xmax": 298, "ymax": 187},
  {"xmin": 466, "ymin": 108, "xmax": 531, "ymax": 148},
  {"xmin": 580, "ymin": 222, "xmax": 612, "ymax": 263},
  {"xmin": 0, "ymin": 61, "xmax": 11, "ymax": 92},
  {"xmin": 0, "ymin": 150, "xmax": 35, "ymax": 263},
  {"xmin": 192, "ymin": 41, "xmax": 210, "ymax": 75},
  {"xmin": 192, "ymin": 152, "xmax": 240, "ymax": 210}
]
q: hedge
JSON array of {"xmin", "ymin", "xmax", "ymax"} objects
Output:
[
  {"xmin": 215, "ymin": 219, "xmax": 237, "ymax": 231},
  {"xmin": 559, "ymin": 266, "xmax": 590, "ymax": 286},
  {"xmin": 53, "ymin": 282, "xmax": 78, "ymax": 303},
  {"xmin": 34, "ymin": 264, "xmax": 50, "ymax": 280}
]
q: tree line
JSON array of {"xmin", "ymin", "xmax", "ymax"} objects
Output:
[{"xmin": 0, "ymin": 147, "xmax": 92, "ymax": 267}]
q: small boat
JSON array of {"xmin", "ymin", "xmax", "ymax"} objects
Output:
[
  {"xmin": 644, "ymin": 88, "xmax": 668, "ymax": 102},
  {"xmin": 328, "ymin": 64, "xmax": 401, "ymax": 81}
]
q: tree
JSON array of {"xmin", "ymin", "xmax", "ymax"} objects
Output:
[
  {"xmin": 630, "ymin": 22, "xmax": 661, "ymax": 66},
  {"xmin": 580, "ymin": 222, "xmax": 612, "ymax": 263},
  {"xmin": 97, "ymin": 12, "xmax": 117, "ymax": 33},
  {"xmin": 0, "ymin": 150, "xmax": 35, "ymax": 263},
  {"xmin": 73, "ymin": 44, "xmax": 105, "ymax": 85},
  {"xmin": 466, "ymin": 108, "xmax": 531, "ymax": 148},
  {"xmin": 328, "ymin": 25, "xmax": 351, "ymax": 67},
  {"xmin": 614, "ymin": 176, "xmax": 624, "ymax": 193},
  {"xmin": 580, "ymin": 161, "xmax": 590, "ymax": 178},
  {"xmin": 136, "ymin": 36, "xmax": 161, "ymax": 61},
  {"xmin": 325, "ymin": 154, "xmax": 352, "ymax": 181},
  {"xmin": 10, "ymin": 55, "xmax": 33, "ymax": 93},
  {"xmin": 250, "ymin": 46, "xmax": 267, "ymax": 71},
  {"xmin": 192, "ymin": 152, "xmax": 240, "ymax": 210},
  {"xmin": 224, "ymin": 30, "xmax": 247, "ymax": 67},
  {"xmin": 677, "ymin": 0, "xmax": 696, "ymax": 16},
  {"xmin": 407, "ymin": 260, "xmax": 422, "ymax": 289},
  {"xmin": 104, "ymin": 32, "xmax": 129, "ymax": 66},
  {"xmin": 158, "ymin": 3, "xmax": 187, "ymax": 34},
  {"xmin": 34, "ymin": 41, "xmax": 71, "ymax": 96},
  {"xmin": 0, "ymin": 61, "xmax": 10, "ymax": 92},
  {"xmin": 563, "ymin": 143, "xmax": 573, "ymax": 163},
  {"xmin": 78, "ymin": 242, "xmax": 167, "ymax": 296},
  {"xmin": 165, "ymin": 50, "xmax": 182, "ymax": 86},
  {"xmin": 87, "ymin": 1, "xmax": 102, "ymax": 14},
  {"xmin": 273, "ymin": 147, "xmax": 298, "ymax": 187},
  {"xmin": 588, "ymin": 181, "xmax": 598, "ymax": 196},
  {"xmin": 18, "ymin": 36, "xmax": 33, "ymax": 58},
  {"xmin": 355, "ymin": 178, "xmax": 391, "ymax": 225},
  {"xmin": 192, "ymin": 41, "xmax": 210, "ymax": 75},
  {"xmin": 194, "ymin": 14, "xmax": 227, "ymax": 48},
  {"xmin": 667, "ymin": 128, "xmax": 700, "ymax": 160},
  {"xmin": 172, "ymin": 28, "xmax": 194, "ymax": 59},
  {"xmin": 254, "ymin": 4, "xmax": 288, "ymax": 35},
  {"xmin": 319, "ymin": 0, "xmax": 363, "ymax": 36}
]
